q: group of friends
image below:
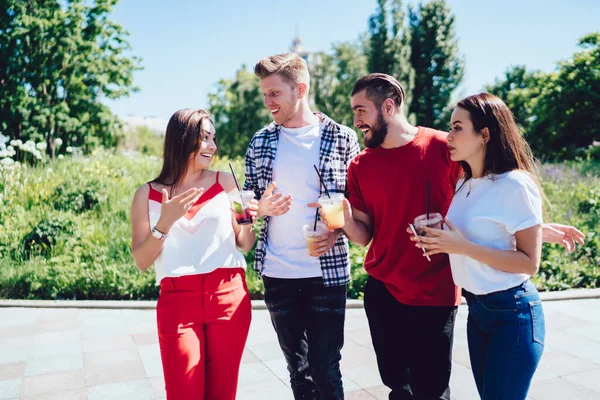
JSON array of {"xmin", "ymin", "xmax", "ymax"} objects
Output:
[{"xmin": 130, "ymin": 53, "xmax": 585, "ymax": 400}]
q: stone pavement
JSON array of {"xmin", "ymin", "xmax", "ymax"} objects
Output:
[{"xmin": 1, "ymin": 299, "xmax": 600, "ymax": 399}]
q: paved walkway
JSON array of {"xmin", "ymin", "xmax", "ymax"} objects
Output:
[{"xmin": 1, "ymin": 299, "xmax": 600, "ymax": 399}]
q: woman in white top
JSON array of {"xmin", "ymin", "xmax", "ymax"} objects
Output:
[
  {"xmin": 415, "ymin": 93, "xmax": 551, "ymax": 399},
  {"xmin": 130, "ymin": 109, "xmax": 258, "ymax": 400}
]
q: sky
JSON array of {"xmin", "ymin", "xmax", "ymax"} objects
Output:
[{"xmin": 106, "ymin": 0, "xmax": 600, "ymax": 122}]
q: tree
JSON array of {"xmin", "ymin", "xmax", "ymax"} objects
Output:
[
  {"xmin": 529, "ymin": 33, "xmax": 600, "ymax": 159},
  {"xmin": 486, "ymin": 33, "xmax": 600, "ymax": 160},
  {"xmin": 368, "ymin": 0, "xmax": 393, "ymax": 74},
  {"xmin": 311, "ymin": 41, "xmax": 368, "ymax": 131},
  {"xmin": 366, "ymin": 0, "xmax": 414, "ymax": 113},
  {"xmin": 208, "ymin": 65, "xmax": 270, "ymax": 158},
  {"xmin": 486, "ymin": 65, "xmax": 548, "ymax": 153},
  {"xmin": 408, "ymin": 0, "xmax": 464, "ymax": 129},
  {"xmin": 0, "ymin": 0, "xmax": 141, "ymax": 158}
]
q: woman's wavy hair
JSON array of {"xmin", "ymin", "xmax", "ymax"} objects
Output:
[{"xmin": 151, "ymin": 109, "xmax": 217, "ymax": 191}]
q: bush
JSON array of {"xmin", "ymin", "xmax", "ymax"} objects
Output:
[
  {"xmin": 533, "ymin": 162, "xmax": 600, "ymax": 291},
  {"xmin": 53, "ymin": 180, "xmax": 107, "ymax": 213},
  {"xmin": 348, "ymin": 244, "xmax": 368, "ymax": 299},
  {"xmin": 588, "ymin": 142, "xmax": 600, "ymax": 161},
  {"xmin": 22, "ymin": 212, "xmax": 74, "ymax": 257},
  {"xmin": 0, "ymin": 150, "xmax": 598, "ymax": 300}
]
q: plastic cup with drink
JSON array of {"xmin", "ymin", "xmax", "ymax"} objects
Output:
[
  {"xmin": 228, "ymin": 190, "xmax": 255, "ymax": 225},
  {"xmin": 317, "ymin": 193, "xmax": 345, "ymax": 230},
  {"xmin": 302, "ymin": 222, "xmax": 329, "ymax": 256},
  {"xmin": 413, "ymin": 212, "xmax": 443, "ymax": 236},
  {"xmin": 409, "ymin": 180, "xmax": 443, "ymax": 261},
  {"xmin": 227, "ymin": 162, "xmax": 255, "ymax": 225}
]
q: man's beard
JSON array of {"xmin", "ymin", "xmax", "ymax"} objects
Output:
[
  {"xmin": 275, "ymin": 92, "xmax": 298, "ymax": 125},
  {"xmin": 364, "ymin": 111, "xmax": 388, "ymax": 149}
]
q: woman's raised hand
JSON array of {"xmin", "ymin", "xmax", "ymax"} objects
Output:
[{"xmin": 157, "ymin": 187, "xmax": 204, "ymax": 231}]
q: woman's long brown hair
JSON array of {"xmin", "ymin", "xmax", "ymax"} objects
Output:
[
  {"xmin": 151, "ymin": 109, "xmax": 215, "ymax": 193},
  {"xmin": 455, "ymin": 93, "xmax": 547, "ymax": 207}
]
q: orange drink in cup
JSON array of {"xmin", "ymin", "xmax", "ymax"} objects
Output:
[
  {"xmin": 317, "ymin": 193, "xmax": 345, "ymax": 230},
  {"xmin": 302, "ymin": 222, "xmax": 329, "ymax": 256}
]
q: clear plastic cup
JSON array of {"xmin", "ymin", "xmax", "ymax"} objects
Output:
[
  {"xmin": 228, "ymin": 190, "xmax": 255, "ymax": 225},
  {"xmin": 414, "ymin": 212, "xmax": 443, "ymax": 236},
  {"xmin": 317, "ymin": 193, "xmax": 345, "ymax": 230},
  {"xmin": 302, "ymin": 222, "xmax": 329, "ymax": 256}
]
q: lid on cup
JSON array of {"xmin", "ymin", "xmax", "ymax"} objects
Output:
[
  {"xmin": 318, "ymin": 193, "xmax": 344, "ymax": 204},
  {"xmin": 303, "ymin": 222, "xmax": 328, "ymax": 236}
]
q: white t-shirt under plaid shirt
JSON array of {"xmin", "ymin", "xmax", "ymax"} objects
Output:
[
  {"xmin": 243, "ymin": 113, "xmax": 361, "ymax": 287},
  {"xmin": 263, "ymin": 123, "xmax": 322, "ymax": 279}
]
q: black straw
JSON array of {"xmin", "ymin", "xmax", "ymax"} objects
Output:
[
  {"xmin": 426, "ymin": 180, "xmax": 430, "ymax": 221},
  {"xmin": 313, "ymin": 165, "xmax": 331, "ymax": 199},
  {"xmin": 313, "ymin": 209, "xmax": 319, "ymax": 231},
  {"xmin": 229, "ymin": 163, "xmax": 241, "ymax": 191}
]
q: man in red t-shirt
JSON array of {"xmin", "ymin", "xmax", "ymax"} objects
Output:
[
  {"xmin": 338, "ymin": 73, "xmax": 459, "ymax": 400},
  {"xmin": 330, "ymin": 73, "xmax": 583, "ymax": 400}
]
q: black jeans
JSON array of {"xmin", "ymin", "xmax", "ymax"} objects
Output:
[
  {"xmin": 263, "ymin": 276, "xmax": 346, "ymax": 400},
  {"xmin": 364, "ymin": 276, "xmax": 457, "ymax": 400}
]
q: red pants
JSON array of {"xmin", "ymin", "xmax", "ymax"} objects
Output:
[{"xmin": 157, "ymin": 268, "xmax": 252, "ymax": 400}]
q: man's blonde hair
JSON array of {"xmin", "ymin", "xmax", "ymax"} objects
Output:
[{"xmin": 254, "ymin": 53, "xmax": 310, "ymax": 87}]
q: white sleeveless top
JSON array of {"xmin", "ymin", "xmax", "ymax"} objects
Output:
[{"xmin": 147, "ymin": 173, "xmax": 246, "ymax": 284}]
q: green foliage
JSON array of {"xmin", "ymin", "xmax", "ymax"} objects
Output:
[
  {"xmin": 0, "ymin": 0, "xmax": 142, "ymax": 158},
  {"xmin": 533, "ymin": 163, "xmax": 600, "ymax": 290},
  {"xmin": 409, "ymin": 0, "xmax": 464, "ymax": 130},
  {"xmin": 53, "ymin": 180, "xmax": 107, "ymax": 213},
  {"xmin": 366, "ymin": 0, "xmax": 415, "ymax": 111},
  {"xmin": 485, "ymin": 65, "xmax": 545, "ymax": 132},
  {"xmin": 208, "ymin": 66, "xmax": 271, "ymax": 158},
  {"xmin": 0, "ymin": 258, "xmax": 159, "ymax": 300},
  {"xmin": 1, "ymin": 153, "xmax": 598, "ymax": 300},
  {"xmin": 0, "ymin": 149, "xmax": 162, "ymax": 299},
  {"xmin": 311, "ymin": 41, "xmax": 368, "ymax": 131},
  {"xmin": 22, "ymin": 212, "xmax": 74, "ymax": 256},
  {"xmin": 348, "ymin": 244, "xmax": 368, "ymax": 299},
  {"xmin": 589, "ymin": 142, "xmax": 600, "ymax": 161},
  {"xmin": 486, "ymin": 33, "xmax": 600, "ymax": 161}
]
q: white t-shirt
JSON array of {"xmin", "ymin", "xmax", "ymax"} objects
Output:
[
  {"xmin": 446, "ymin": 170, "xmax": 543, "ymax": 295},
  {"xmin": 263, "ymin": 124, "xmax": 323, "ymax": 279}
]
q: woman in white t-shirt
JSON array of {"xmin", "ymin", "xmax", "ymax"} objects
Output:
[
  {"xmin": 130, "ymin": 109, "xmax": 258, "ymax": 400},
  {"xmin": 415, "ymin": 93, "xmax": 549, "ymax": 399}
]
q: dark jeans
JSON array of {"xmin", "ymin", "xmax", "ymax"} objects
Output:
[
  {"xmin": 364, "ymin": 276, "xmax": 457, "ymax": 400},
  {"xmin": 263, "ymin": 276, "xmax": 346, "ymax": 400},
  {"xmin": 463, "ymin": 279, "xmax": 545, "ymax": 400}
]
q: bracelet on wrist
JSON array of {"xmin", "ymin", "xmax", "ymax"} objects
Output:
[{"xmin": 151, "ymin": 225, "xmax": 169, "ymax": 241}]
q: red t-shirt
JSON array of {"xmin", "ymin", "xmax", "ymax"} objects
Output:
[{"xmin": 347, "ymin": 127, "xmax": 462, "ymax": 306}]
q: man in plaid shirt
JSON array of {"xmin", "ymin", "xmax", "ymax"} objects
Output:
[{"xmin": 244, "ymin": 53, "xmax": 360, "ymax": 400}]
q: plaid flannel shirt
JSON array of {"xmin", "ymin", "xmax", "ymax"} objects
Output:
[{"xmin": 243, "ymin": 113, "xmax": 361, "ymax": 287}]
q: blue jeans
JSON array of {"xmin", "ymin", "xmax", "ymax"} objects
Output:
[
  {"xmin": 263, "ymin": 276, "xmax": 346, "ymax": 400},
  {"xmin": 463, "ymin": 279, "xmax": 545, "ymax": 400}
]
